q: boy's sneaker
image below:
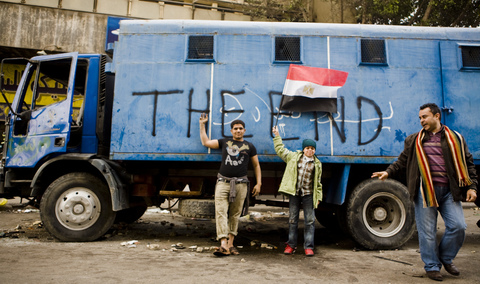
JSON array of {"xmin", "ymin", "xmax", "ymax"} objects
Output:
[
  {"xmin": 305, "ymin": 249, "xmax": 314, "ymax": 256},
  {"xmin": 284, "ymin": 244, "xmax": 295, "ymax": 255}
]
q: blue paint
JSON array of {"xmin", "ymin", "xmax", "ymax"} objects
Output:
[
  {"xmin": 3, "ymin": 21, "xmax": 480, "ymax": 174},
  {"xmin": 5, "ymin": 21, "xmax": 480, "ymax": 170},
  {"xmin": 77, "ymin": 55, "xmax": 101, "ymax": 154},
  {"xmin": 394, "ymin": 129, "xmax": 407, "ymax": 143},
  {"xmin": 108, "ymin": 20, "xmax": 480, "ymax": 164}
]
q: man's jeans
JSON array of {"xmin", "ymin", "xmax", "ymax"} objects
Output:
[
  {"xmin": 214, "ymin": 181, "xmax": 247, "ymax": 240},
  {"xmin": 287, "ymin": 194, "xmax": 315, "ymax": 250},
  {"xmin": 414, "ymin": 185, "xmax": 466, "ymax": 272}
]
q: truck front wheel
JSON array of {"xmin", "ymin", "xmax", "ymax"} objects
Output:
[
  {"xmin": 40, "ymin": 173, "xmax": 116, "ymax": 241},
  {"xmin": 346, "ymin": 179, "xmax": 415, "ymax": 250}
]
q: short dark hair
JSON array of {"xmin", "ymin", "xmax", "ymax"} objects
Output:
[
  {"xmin": 420, "ymin": 103, "xmax": 441, "ymax": 120},
  {"xmin": 230, "ymin": 119, "xmax": 245, "ymax": 129}
]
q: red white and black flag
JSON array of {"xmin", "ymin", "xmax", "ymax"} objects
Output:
[{"xmin": 280, "ymin": 65, "xmax": 349, "ymax": 113}]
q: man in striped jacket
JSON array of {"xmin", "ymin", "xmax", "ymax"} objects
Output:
[{"xmin": 372, "ymin": 103, "xmax": 477, "ymax": 281}]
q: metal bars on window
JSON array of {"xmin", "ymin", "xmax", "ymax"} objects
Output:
[
  {"xmin": 361, "ymin": 39, "xmax": 387, "ymax": 65},
  {"xmin": 275, "ymin": 37, "xmax": 301, "ymax": 62},
  {"xmin": 461, "ymin": 46, "xmax": 480, "ymax": 68},
  {"xmin": 188, "ymin": 36, "xmax": 214, "ymax": 60}
]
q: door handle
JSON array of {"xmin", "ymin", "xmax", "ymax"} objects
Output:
[{"xmin": 54, "ymin": 137, "xmax": 65, "ymax": 147}]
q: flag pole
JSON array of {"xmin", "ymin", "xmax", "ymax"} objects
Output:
[
  {"xmin": 328, "ymin": 112, "xmax": 334, "ymax": 156},
  {"xmin": 275, "ymin": 95, "xmax": 285, "ymax": 127}
]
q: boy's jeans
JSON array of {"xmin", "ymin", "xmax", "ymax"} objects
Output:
[{"xmin": 287, "ymin": 194, "xmax": 315, "ymax": 250}]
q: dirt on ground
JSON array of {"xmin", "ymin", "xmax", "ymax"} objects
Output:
[{"xmin": 0, "ymin": 199, "xmax": 479, "ymax": 284}]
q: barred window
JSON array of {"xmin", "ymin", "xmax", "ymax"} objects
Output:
[
  {"xmin": 188, "ymin": 36, "xmax": 214, "ymax": 60},
  {"xmin": 461, "ymin": 46, "xmax": 480, "ymax": 68},
  {"xmin": 275, "ymin": 37, "xmax": 301, "ymax": 62},
  {"xmin": 361, "ymin": 39, "xmax": 387, "ymax": 64}
]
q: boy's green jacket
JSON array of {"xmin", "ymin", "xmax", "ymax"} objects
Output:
[{"xmin": 273, "ymin": 136, "xmax": 323, "ymax": 208}]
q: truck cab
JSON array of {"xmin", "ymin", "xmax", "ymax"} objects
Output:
[{"xmin": 0, "ymin": 53, "xmax": 124, "ymax": 241}]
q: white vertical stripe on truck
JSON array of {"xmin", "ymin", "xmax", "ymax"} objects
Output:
[{"xmin": 328, "ymin": 36, "xmax": 334, "ymax": 156}]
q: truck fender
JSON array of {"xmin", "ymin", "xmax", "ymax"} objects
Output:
[
  {"xmin": 30, "ymin": 154, "xmax": 129, "ymax": 211},
  {"xmin": 30, "ymin": 154, "xmax": 96, "ymax": 191},
  {"xmin": 88, "ymin": 159, "xmax": 129, "ymax": 211}
]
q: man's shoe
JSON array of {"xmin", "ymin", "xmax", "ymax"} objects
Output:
[
  {"xmin": 442, "ymin": 263, "xmax": 460, "ymax": 276},
  {"xmin": 305, "ymin": 249, "xmax": 314, "ymax": 256},
  {"xmin": 284, "ymin": 244, "xmax": 295, "ymax": 255},
  {"xmin": 426, "ymin": 271, "xmax": 443, "ymax": 281}
]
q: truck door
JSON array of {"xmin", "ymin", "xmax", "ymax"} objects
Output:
[
  {"xmin": 5, "ymin": 53, "xmax": 79, "ymax": 167},
  {"xmin": 440, "ymin": 42, "xmax": 480, "ymax": 161}
]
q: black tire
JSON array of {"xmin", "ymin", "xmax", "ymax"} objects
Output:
[
  {"xmin": 346, "ymin": 179, "xmax": 415, "ymax": 250},
  {"xmin": 40, "ymin": 172, "xmax": 116, "ymax": 242},
  {"xmin": 115, "ymin": 205, "xmax": 148, "ymax": 224},
  {"xmin": 178, "ymin": 199, "xmax": 215, "ymax": 219}
]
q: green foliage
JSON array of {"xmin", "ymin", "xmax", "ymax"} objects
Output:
[
  {"xmin": 243, "ymin": 0, "xmax": 479, "ymax": 26},
  {"xmin": 352, "ymin": 0, "xmax": 415, "ymax": 24},
  {"xmin": 349, "ymin": 0, "xmax": 480, "ymax": 26}
]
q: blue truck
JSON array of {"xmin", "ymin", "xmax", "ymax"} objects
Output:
[{"xmin": 1, "ymin": 20, "xmax": 479, "ymax": 249}]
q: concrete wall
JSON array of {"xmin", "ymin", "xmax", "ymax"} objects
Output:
[
  {"xmin": 0, "ymin": 0, "xmax": 250, "ymax": 55},
  {"xmin": 0, "ymin": 3, "xmax": 109, "ymax": 54},
  {"xmin": 1, "ymin": 0, "xmax": 248, "ymax": 19}
]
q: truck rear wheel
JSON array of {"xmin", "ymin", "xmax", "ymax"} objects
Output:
[
  {"xmin": 40, "ymin": 172, "xmax": 116, "ymax": 241},
  {"xmin": 178, "ymin": 199, "xmax": 215, "ymax": 219},
  {"xmin": 346, "ymin": 179, "xmax": 415, "ymax": 250}
]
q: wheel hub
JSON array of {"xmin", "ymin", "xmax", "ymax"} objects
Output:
[
  {"xmin": 363, "ymin": 192, "xmax": 406, "ymax": 238},
  {"xmin": 56, "ymin": 188, "xmax": 101, "ymax": 230},
  {"xmin": 373, "ymin": 207, "xmax": 387, "ymax": 222},
  {"xmin": 73, "ymin": 203, "xmax": 85, "ymax": 214}
]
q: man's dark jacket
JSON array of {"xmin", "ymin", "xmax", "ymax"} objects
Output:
[{"xmin": 386, "ymin": 126, "xmax": 477, "ymax": 202}]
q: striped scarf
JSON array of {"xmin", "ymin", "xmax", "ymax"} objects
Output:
[{"xmin": 415, "ymin": 126, "xmax": 473, "ymax": 207}]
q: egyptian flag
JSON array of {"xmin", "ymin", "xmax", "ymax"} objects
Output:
[{"xmin": 280, "ymin": 65, "xmax": 348, "ymax": 113}]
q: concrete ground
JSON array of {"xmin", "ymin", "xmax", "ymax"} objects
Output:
[{"xmin": 0, "ymin": 197, "xmax": 479, "ymax": 284}]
